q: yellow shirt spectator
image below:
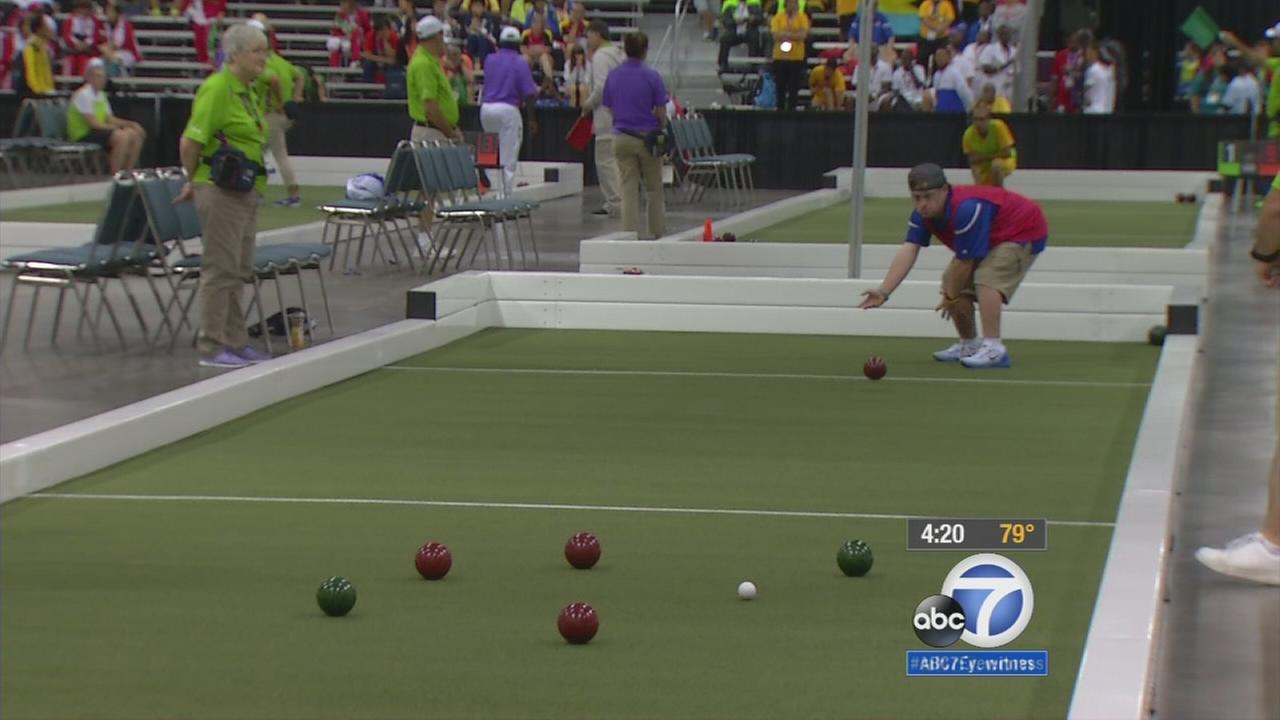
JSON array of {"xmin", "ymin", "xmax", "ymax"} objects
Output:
[
  {"xmin": 918, "ymin": 0, "xmax": 955, "ymax": 41},
  {"xmin": 808, "ymin": 62, "xmax": 847, "ymax": 110},
  {"xmin": 771, "ymin": 9, "xmax": 810, "ymax": 61},
  {"xmin": 21, "ymin": 37, "xmax": 55, "ymax": 95},
  {"xmin": 962, "ymin": 113, "xmax": 1017, "ymax": 186}
]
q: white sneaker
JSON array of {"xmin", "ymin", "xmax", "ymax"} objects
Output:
[
  {"xmin": 960, "ymin": 343, "xmax": 1011, "ymax": 369},
  {"xmin": 1195, "ymin": 533, "xmax": 1280, "ymax": 586},
  {"xmin": 933, "ymin": 340, "xmax": 981, "ymax": 362}
]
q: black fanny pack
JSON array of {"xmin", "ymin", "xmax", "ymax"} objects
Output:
[
  {"xmin": 621, "ymin": 127, "xmax": 671, "ymax": 158},
  {"xmin": 204, "ymin": 139, "xmax": 265, "ymax": 193}
]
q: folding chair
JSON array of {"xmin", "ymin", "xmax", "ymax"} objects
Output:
[
  {"xmin": 681, "ymin": 114, "xmax": 756, "ymax": 208},
  {"xmin": 317, "ymin": 143, "xmax": 420, "ymax": 272},
  {"xmin": 33, "ymin": 100, "xmax": 104, "ymax": 177},
  {"xmin": 0, "ymin": 175, "xmax": 151, "ymax": 352}
]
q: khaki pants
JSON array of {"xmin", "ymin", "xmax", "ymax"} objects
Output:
[
  {"xmin": 194, "ymin": 184, "xmax": 258, "ymax": 356},
  {"xmin": 411, "ymin": 124, "xmax": 448, "ymax": 142},
  {"xmin": 594, "ymin": 133, "xmax": 622, "ymax": 215},
  {"xmin": 613, "ymin": 132, "xmax": 665, "ymax": 238},
  {"xmin": 265, "ymin": 112, "xmax": 296, "ymax": 190}
]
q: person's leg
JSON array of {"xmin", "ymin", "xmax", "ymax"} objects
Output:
[
  {"xmin": 962, "ymin": 242, "xmax": 1036, "ymax": 368},
  {"xmin": 194, "ymin": 185, "xmax": 248, "ymax": 361},
  {"xmin": 498, "ymin": 103, "xmax": 522, "ymax": 196},
  {"xmin": 266, "ymin": 113, "xmax": 298, "ymax": 199},
  {"xmin": 594, "ymin": 133, "xmax": 622, "ymax": 215},
  {"xmin": 479, "ymin": 103, "xmax": 504, "ymax": 193},
  {"xmin": 639, "ymin": 150, "xmax": 665, "ymax": 238},
  {"xmin": 614, "ymin": 134, "xmax": 642, "ymax": 233},
  {"xmin": 223, "ymin": 192, "xmax": 258, "ymax": 353},
  {"xmin": 107, "ymin": 129, "xmax": 130, "ymax": 173},
  {"xmin": 126, "ymin": 126, "xmax": 145, "ymax": 169},
  {"xmin": 932, "ymin": 258, "xmax": 981, "ymax": 361},
  {"xmin": 717, "ymin": 27, "xmax": 737, "ymax": 68},
  {"xmin": 775, "ymin": 63, "xmax": 791, "ymax": 111}
]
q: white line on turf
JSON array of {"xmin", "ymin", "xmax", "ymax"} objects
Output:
[
  {"xmin": 30, "ymin": 492, "xmax": 1116, "ymax": 528},
  {"xmin": 380, "ymin": 366, "xmax": 1152, "ymax": 389}
]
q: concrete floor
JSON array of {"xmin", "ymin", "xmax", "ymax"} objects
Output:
[
  {"xmin": 0, "ymin": 186, "xmax": 796, "ymax": 442},
  {"xmin": 1152, "ymin": 208, "xmax": 1280, "ymax": 720}
]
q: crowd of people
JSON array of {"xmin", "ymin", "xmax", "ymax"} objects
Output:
[
  {"xmin": 709, "ymin": 0, "xmax": 1123, "ymax": 116},
  {"xmin": 1177, "ymin": 24, "xmax": 1279, "ymax": 128}
]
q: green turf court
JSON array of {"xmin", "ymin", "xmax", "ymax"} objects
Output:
[
  {"xmin": 0, "ymin": 184, "xmax": 341, "ymax": 232},
  {"xmin": 749, "ymin": 198, "xmax": 1198, "ymax": 248},
  {"xmin": 0, "ymin": 329, "xmax": 1160, "ymax": 719}
]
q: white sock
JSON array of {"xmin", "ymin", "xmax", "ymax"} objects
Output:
[
  {"xmin": 960, "ymin": 338, "xmax": 982, "ymax": 350},
  {"xmin": 417, "ymin": 232, "xmax": 433, "ymax": 251},
  {"xmin": 983, "ymin": 337, "xmax": 1005, "ymax": 352}
]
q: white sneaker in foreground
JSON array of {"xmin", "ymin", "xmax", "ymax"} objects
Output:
[
  {"xmin": 1195, "ymin": 533, "xmax": 1280, "ymax": 586},
  {"xmin": 933, "ymin": 341, "xmax": 981, "ymax": 362},
  {"xmin": 960, "ymin": 343, "xmax": 1011, "ymax": 369}
]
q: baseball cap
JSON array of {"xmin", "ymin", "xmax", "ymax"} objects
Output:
[
  {"xmin": 416, "ymin": 15, "xmax": 444, "ymax": 39},
  {"xmin": 246, "ymin": 18, "xmax": 267, "ymax": 31},
  {"xmin": 86, "ymin": 57, "xmax": 105, "ymax": 71},
  {"xmin": 587, "ymin": 19, "xmax": 610, "ymax": 37},
  {"xmin": 499, "ymin": 25, "xmax": 521, "ymax": 42},
  {"xmin": 1265, "ymin": 22, "xmax": 1280, "ymax": 40},
  {"xmin": 907, "ymin": 163, "xmax": 948, "ymax": 192}
]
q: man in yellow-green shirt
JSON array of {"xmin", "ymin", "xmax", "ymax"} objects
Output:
[
  {"xmin": 407, "ymin": 15, "xmax": 461, "ymax": 142},
  {"xmin": 248, "ymin": 16, "xmax": 304, "ymax": 207},
  {"xmin": 68, "ymin": 58, "xmax": 145, "ymax": 172},
  {"xmin": 963, "ymin": 102, "xmax": 1016, "ymax": 186},
  {"xmin": 176, "ymin": 22, "xmax": 271, "ymax": 368}
]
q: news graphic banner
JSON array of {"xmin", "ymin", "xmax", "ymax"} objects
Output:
[{"xmin": 906, "ymin": 518, "xmax": 1047, "ymax": 551}]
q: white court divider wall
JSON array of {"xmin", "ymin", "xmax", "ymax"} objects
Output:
[{"xmin": 580, "ymin": 239, "xmax": 1209, "ymax": 287}]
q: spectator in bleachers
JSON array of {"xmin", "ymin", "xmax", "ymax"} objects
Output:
[
  {"xmin": 962, "ymin": 101, "xmax": 1014, "ymax": 186},
  {"xmin": 17, "ymin": 10, "xmax": 55, "ymax": 96},
  {"xmin": 964, "ymin": 0, "xmax": 991, "ymax": 46},
  {"xmin": 769, "ymin": 0, "xmax": 808, "ymax": 112},
  {"xmin": 809, "ymin": 56, "xmax": 846, "ymax": 110},
  {"xmin": 560, "ymin": 1, "xmax": 586, "ymax": 50},
  {"xmin": 179, "ymin": 0, "xmax": 224, "ymax": 66},
  {"xmin": 696, "ymin": 0, "xmax": 718, "ymax": 42},
  {"xmin": 464, "ymin": 0, "xmax": 499, "ymax": 63},
  {"xmin": 582, "ymin": 18, "xmax": 623, "ymax": 217},
  {"xmin": 67, "ymin": 58, "xmax": 144, "ymax": 172},
  {"xmin": 363, "ymin": 15, "xmax": 401, "ymax": 81},
  {"xmin": 891, "ymin": 47, "xmax": 926, "ymax": 110},
  {"xmin": 946, "ymin": 27, "xmax": 974, "ymax": 86},
  {"xmin": 1200, "ymin": 63, "xmax": 1230, "ymax": 114},
  {"xmin": 431, "ymin": 0, "xmax": 461, "ymax": 38},
  {"xmin": 990, "ymin": 0, "xmax": 1024, "ymax": 45},
  {"xmin": 1219, "ymin": 24, "xmax": 1280, "ymax": 138},
  {"xmin": 1174, "ymin": 40, "xmax": 1201, "ymax": 108},
  {"xmin": 603, "ymin": 30, "xmax": 667, "ymax": 238},
  {"xmin": 505, "ymin": 0, "xmax": 531, "ymax": 27},
  {"xmin": 300, "ymin": 64, "xmax": 328, "ymax": 101},
  {"xmin": 174, "ymin": 22, "xmax": 270, "ymax": 369},
  {"xmin": 329, "ymin": 0, "xmax": 370, "ymax": 67},
  {"xmin": 869, "ymin": 43, "xmax": 895, "ymax": 110},
  {"xmin": 926, "ymin": 46, "xmax": 971, "ymax": 112},
  {"xmin": 1082, "ymin": 41, "xmax": 1114, "ymax": 114},
  {"xmin": 519, "ymin": 11, "xmax": 553, "ymax": 79},
  {"xmin": 100, "ymin": 1, "xmax": 140, "ymax": 77},
  {"xmin": 716, "ymin": 0, "xmax": 762, "ymax": 72},
  {"xmin": 444, "ymin": 44, "xmax": 473, "ymax": 103},
  {"xmin": 248, "ymin": 16, "xmax": 303, "ymax": 207},
  {"xmin": 976, "ymin": 81, "xmax": 1007, "ymax": 112},
  {"xmin": 60, "ymin": 0, "xmax": 102, "ymax": 76},
  {"xmin": 960, "ymin": 26, "xmax": 986, "ymax": 87},
  {"xmin": 524, "ymin": 0, "xmax": 559, "ymax": 39},
  {"xmin": 1050, "ymin": 29, "xmax": 1084, "ymax": 113},
  {"xmin": 976, "ymin": 23, "xmax": 1014, "ymax": 104},
  {"xmin": 1221, "ymin": 63, "xmax": 1263, "ymax": 116},
  {"xmin": 916, "ymin": 0, "xmax": 953, "ymax": 70},
  {"xmin": 564, "ymin": 42, "xmax": 587, "ymax": 104},
  {"xmin": 845, "ymin": 6, "xmax": 891, "ymax": 46},
  {"xmin": 394, "ymin": 0, "xmax": 420, "ymax": 65}
]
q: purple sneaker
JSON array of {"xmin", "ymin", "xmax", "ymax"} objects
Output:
[
  {"xmin": 198, "ymin": 349, "xmax": 251, "ymax": 368},
  {"xmin": 234, "ymin": 345, "xmax": 273, "ymax": 363}
]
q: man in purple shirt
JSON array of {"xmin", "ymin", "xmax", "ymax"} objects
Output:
[
  {"xmin": 602, "ymin": 31, "xmax": 668, "ymax": 238},
  {"xmin": 480, "ymin": 26, "xmax": 539, "ymax": 196}
]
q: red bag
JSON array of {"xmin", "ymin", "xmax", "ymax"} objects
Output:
[{"xmin": 566, "ymin": 114, "xmax": 594, "ymax": 152}]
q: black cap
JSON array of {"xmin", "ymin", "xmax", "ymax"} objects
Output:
[
  {"xmin": 587, "ymin": 19, "xmax": 610, "ymax": 37},
  {"xmin": 907, "ymin": 163, "xmax": 947, "ymax": 192}
]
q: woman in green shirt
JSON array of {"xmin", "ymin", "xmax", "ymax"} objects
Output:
[{"xmin": 174, "ymin": 22, "xmax": 272, "ymax": 369}]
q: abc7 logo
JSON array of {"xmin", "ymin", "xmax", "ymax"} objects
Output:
[{"xmin": 912, "ymin": 553, "xmax": 1034, "ymax": 648}]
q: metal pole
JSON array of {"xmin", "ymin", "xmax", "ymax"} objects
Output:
[
  {"xmin": 672, "ymin": 0, "xmax": 682, "ymax": 95},
  {"xmin": 1012, "ymin": 0, "xmax": 1043, "ymax": 111},
  {"xmin": 847, "ymin": 0, "xmax": 874, "ymax": 278}
]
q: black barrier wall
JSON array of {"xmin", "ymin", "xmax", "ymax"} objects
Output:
[{"xmin": 0, "ymin": 94, "xmax": 1251, "ymax": 190}]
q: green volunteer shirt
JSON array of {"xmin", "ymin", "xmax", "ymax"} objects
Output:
[
  {"xmin": 183, "ymin": 68, "xmax": 269, "ymax": 192},
  {"xmin": 255, "ymin": 52, "xmax": 297, "ymax": 116},
  {"xmin": 67, "ymin": 86, "xmax": 111, "ymax": 142},
  {"xmin": 406, "ymin": 45, "xmax": 458, "ymax": 128},
  {"xmin": 1267, "ymin": 57, "xmax": 1280, "ymax": 139}
]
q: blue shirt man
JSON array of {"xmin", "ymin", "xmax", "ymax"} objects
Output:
[
  {"xmin": 602, "ymin": 58, "xmax": 668, "ymax": 133},
  {"xmin": 848, "ymin": 10, "xmax": 893, "ymax": 46}
]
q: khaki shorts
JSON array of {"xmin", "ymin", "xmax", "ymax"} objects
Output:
[
  {"xmin": 411, "ymin": 125, "xmax": 448, "ymax": 142},
  {"xmin": 943, "ymin": 241, "xmax": 1037, "ymax": 303}
]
